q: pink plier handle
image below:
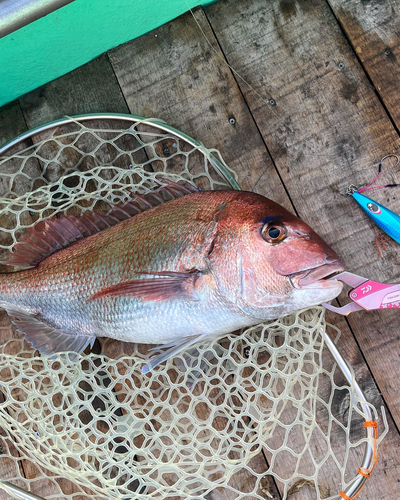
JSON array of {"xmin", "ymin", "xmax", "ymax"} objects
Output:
[{"xmin": 322, "ymin": 271, "xmax": 400, "ymax": 316}]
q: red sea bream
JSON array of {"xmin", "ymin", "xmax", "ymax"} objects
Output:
[{"xmin": 0, "ymin": 184, "xmax": 344, "ymax": 372}]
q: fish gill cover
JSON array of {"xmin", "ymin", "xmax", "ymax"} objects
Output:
[{"xmin": 0, "ymin": 115, "xmax": 387, "ymax": 500}]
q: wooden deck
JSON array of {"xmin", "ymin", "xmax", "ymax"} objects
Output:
[{"xmin": 1, "ymin": 0, "xmax": 400, "ymax": 498}]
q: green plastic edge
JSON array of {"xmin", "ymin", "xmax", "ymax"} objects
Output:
[{"xmin": 0, "ymin": 0, "xmax": 216, "ymax": 108}]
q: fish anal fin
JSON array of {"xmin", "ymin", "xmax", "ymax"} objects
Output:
[
  {"xmin": 6, "ymin": 307, "xmax": 95, "ymax": 356},
  {"xmin": 89, "ymin": 271, "xmax": 201, "ymax": 303},
  {"xmin": 2, "ymin": 179, "xmax": 199, "ymax": 268}
]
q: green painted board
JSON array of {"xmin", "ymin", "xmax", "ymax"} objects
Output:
[{"xmin": 0, "ymin": 0, "xmax": 215, "ymax": 108}]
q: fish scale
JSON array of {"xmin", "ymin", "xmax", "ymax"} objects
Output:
[
  {"xmin": 4, "ymin": 201, "xmax": 217, "ymax": 334},
  {"xmin": 0, "ymin": 189, "xmax": 344, "ymax": 372}
]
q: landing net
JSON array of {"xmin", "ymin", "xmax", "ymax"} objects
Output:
[{"xmin": 0, "ymin": 115, "xmax": 387, "ymax": 500}]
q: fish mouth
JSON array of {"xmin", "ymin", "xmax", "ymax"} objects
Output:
[{"xmin": 289, "ymin": 261, "xmax": 345, "ymax": 289}]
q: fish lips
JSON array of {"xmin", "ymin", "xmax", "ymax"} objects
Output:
[{"xmin": 289, "ymin": 261, "xmax": 345, "ymax": 290}]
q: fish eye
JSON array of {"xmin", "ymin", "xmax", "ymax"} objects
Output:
[{"xmin": 261, "ymin": 222, "xmax": 286, "ymax": 243}]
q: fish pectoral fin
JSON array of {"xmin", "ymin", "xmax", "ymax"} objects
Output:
[
  {"xmin": 88, "ymin": 270, "xmax": 201, "ymax": 303},
  {"xmin": 6, "ymin": 307, "xmax": 95, "ymax": 356},
  {"xmin": 142, "ymin": 333, "xmax": 210, "ymax": 374}
]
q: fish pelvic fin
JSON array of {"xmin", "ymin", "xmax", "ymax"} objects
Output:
[
  {"xmin": 6, "ymin": 307, "xmax": 95, "ymax": 356},
  {"xmin": 142, "ymin": 333, "xmax": 211, "ymax": 374},
  {"xmin": 88, "ymin": 270, "xmax": 201, "ymax": 303},
  {"xmin": 1, "ymin": 179, "xmax": 198, "ymax": 268}
]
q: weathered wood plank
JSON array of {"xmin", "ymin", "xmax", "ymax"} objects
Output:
[
  {"xmin": 205, "ymin": 0, "xmax": 400, "ymax": 498},
  {"xmin": 108, "ymin": 9, "xmax": 292, "ymax": 499},
  {"xmin": 108, "ymin": 7, "xmax": 291, "ymax": 210},
  {"xmin": 19, "ymin": 53, "xmax": 130, "ymax": 128},
  {"xmin": 327, "ymin": 0, "xmax": 400, "ymax": 132},
  {"xmin": 109, "ymin": 4, "xmax": 400, "ymax": 498},
  {"xmin": 0, "ymin": 55, "xmax": 134, "ymax": 499},
  {"xmin": 0, "ymin": 2, "xmax": 398, "ymax": 499},
  {"xmin": 109, "ymin": 9, "xmax": 286, "ymax": 500},
  {"xmin": 0, "ymin": 100, "xmax": 32, "ymax": 497},
  {"xmin": 0, "ymin": 102, "xmax": 27, "ymax": 148}
]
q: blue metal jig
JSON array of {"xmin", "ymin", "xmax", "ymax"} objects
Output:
[{"xmin": 348, "ymin": 154, "xmax": 400, "ymax": 244}]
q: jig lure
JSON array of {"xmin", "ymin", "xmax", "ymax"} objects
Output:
[{"xmin": 348, "ymin": 154, "xmax": 400, "ymax": 244}]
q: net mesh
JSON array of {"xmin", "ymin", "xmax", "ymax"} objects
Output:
[{"xmin": 0, "ymin": 116, "xmax": 387, "ymax": 500}]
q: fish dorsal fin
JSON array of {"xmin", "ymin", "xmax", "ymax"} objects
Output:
[{"xmin": 2, "ymin": 179, "xmax": 198, "ymax": 268}]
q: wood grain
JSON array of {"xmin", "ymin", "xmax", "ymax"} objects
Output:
[
  {"xmin": 108, "ymin": 9, "xmax": 292, "ymax": 498},
  {"xmin": 0, "ymin": 100, "xmax": 31, "ymax": 498},
  {"xmin": 0, "ymin": 102, "xmax": 27, "ymax": 148},
  {"xmin": 327, "ymin": 0, "xmax": 400, "ymax": 132},
  {"xmin": 0, "ymin": 1, "xmax": 399, "ymax": 499},
  {"xmin": 205, "ymin": 0, "xmax": 400, "ymax": 497},
  {"xmin": 1, "ymin": 54, "xmax": 135, "ymax": 499},
  {"xmin": 325, "ymin": 0, "xmax": 400, "ymax": 426},
  {"xmin": 19, "ymin": 54, "xmax": 130, "ymax": 128},
  {"xmin": 108, "ymin": 8, "xmax": 292, "ymax": 210}
]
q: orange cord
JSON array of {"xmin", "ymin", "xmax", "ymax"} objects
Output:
[
  {"xmin": 357, "ymin": 468, "xmax": 371, "ymax": 478},
  {"xmin": 364, "ymin": 420, "xmax": 379, "ymax": 473},
  {"xmin": 339, "ymin": 421, "xmax": 378, "ymax": 500}
]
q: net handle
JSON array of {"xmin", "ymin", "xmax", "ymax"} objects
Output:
[
  {"xmin": 321, "ymin": 329, "xmax": 378, "ymax": 499},
  {"xmin": 0, "ymin": 113, "xmax": 241, "ymax": 191},
  {"xmin": 0, "ymin": 479, "xmax": 46, "ymax": 500}
]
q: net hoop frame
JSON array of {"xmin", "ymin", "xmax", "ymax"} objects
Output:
[
  {"xmin": 0, "ymin": 113, "xmax": 241, "ymax": 190},
  {"xmin": 0, "ymin": 113, "xmax": 377, "ymax": 500}
]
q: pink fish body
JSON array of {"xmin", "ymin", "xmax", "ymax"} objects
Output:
[{"xmin": 0, "ymin": 185, "xmax": 343, "ymax": 371}]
